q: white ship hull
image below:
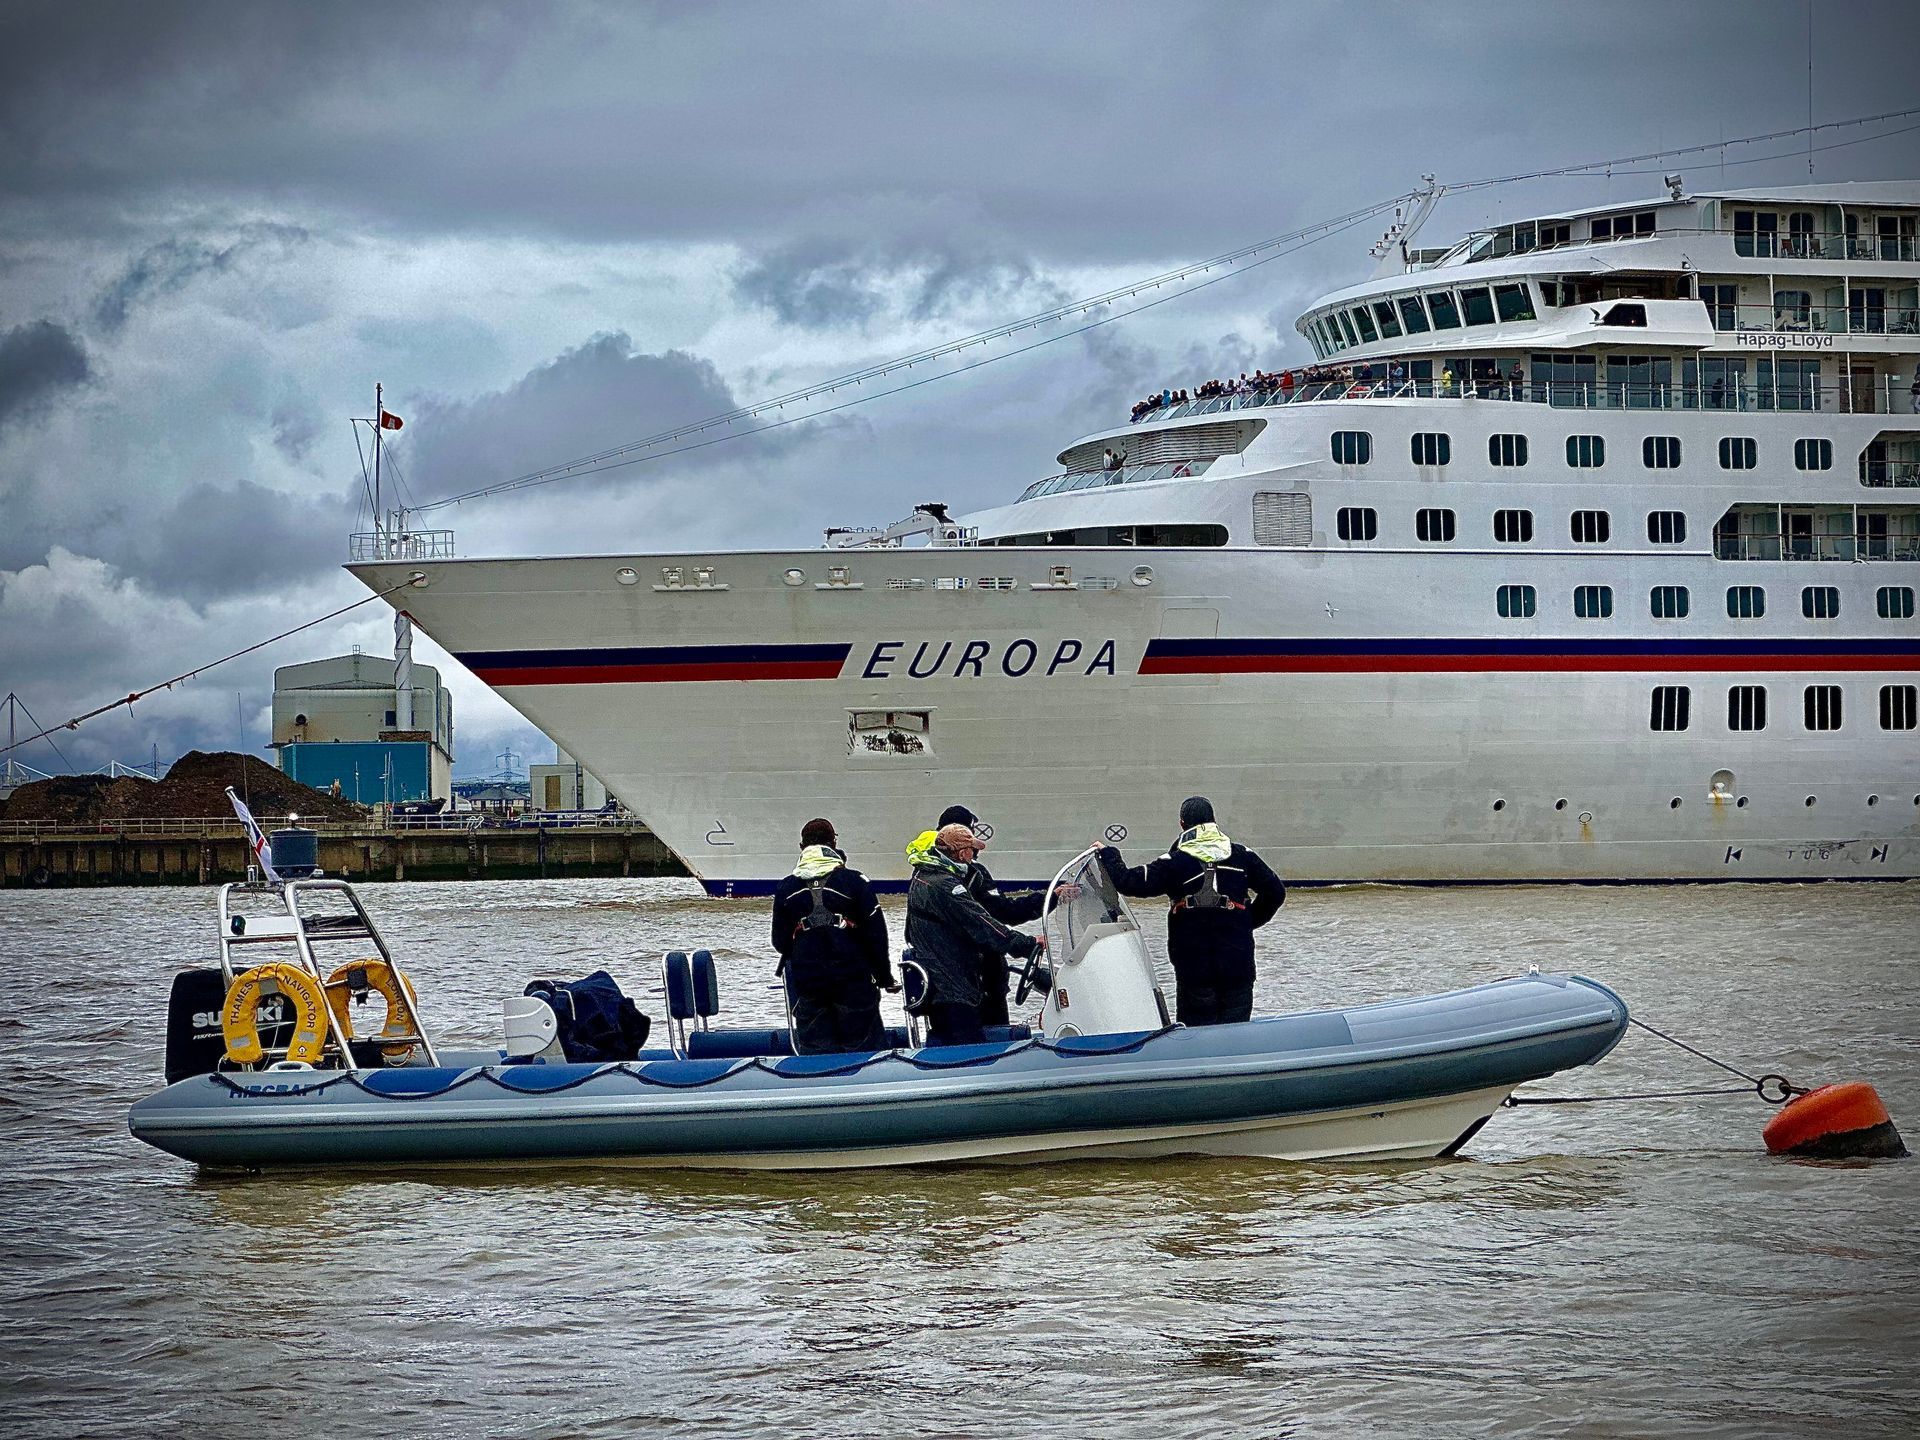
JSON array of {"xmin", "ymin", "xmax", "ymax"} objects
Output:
[{"xmin": 351, "ymin": 529, "xmax": 1918, "ymax": 890}]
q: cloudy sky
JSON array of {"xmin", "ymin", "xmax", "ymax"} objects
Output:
[{"xmin": 2, "ymin": 0, "xmax": 1916, "ymax": 780}]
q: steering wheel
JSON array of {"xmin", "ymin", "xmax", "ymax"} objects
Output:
[{"xmin": 1013, "ymin": 940, "xmax": 1053, "ymax": 1007}]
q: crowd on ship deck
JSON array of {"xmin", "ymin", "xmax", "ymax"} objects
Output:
[{"xmin": 1129, "ymin": 358, "xmax": 1549, "ymax": 421}]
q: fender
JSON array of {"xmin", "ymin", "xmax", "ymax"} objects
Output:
[
  {"xmin": 223, "ymin": 963, "xmax": 329, "ymax": 1066},
  {"xmin": 325, "ymin": 959, "xmax": 422, "ymax": 1064}
]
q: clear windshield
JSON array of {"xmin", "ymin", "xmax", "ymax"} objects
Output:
[{"xmin": 1042, "ymin": 848, "xmax": 1137, "ymax": 960}]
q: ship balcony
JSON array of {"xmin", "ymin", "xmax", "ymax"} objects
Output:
[{"xmin": 1710, "ymin": 299, "xmax": 1920, "ymax": 337}]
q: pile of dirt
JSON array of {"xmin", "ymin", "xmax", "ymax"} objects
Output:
[{"xmin": 1, "ymin": 751, "xmax": 367, "ymax": 825}]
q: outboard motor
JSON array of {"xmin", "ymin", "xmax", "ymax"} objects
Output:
[
  {"xmin": 164, "ymin": 967, "xmax": 229, "ymax": 1082},
  {"xmin": 502, "ymin": 995, "xmax": 563, "ymax": 1061},
  {"xmin": 268, "ymin": 826, "xmax": 319, "ymax": 879}
]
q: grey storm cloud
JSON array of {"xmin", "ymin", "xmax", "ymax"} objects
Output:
[
  {"xmin": 733, "ymin": 238, "xmax": 1063, "ymax": 332},
  {"xmin": 0, "ymin": 320, "xmax": 89, "ymax": 427},
  {"xmin": 92, "ymin": 224, "xmax": 310, "ymax": 332},
  {"xmin": 402, "ymin": 333, "xmax": 788, "ymax": 508}
]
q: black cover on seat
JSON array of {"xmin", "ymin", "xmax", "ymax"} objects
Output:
[{"xmin": 525, "ymin": 970, "xmax": 652, "ymax": 1062}]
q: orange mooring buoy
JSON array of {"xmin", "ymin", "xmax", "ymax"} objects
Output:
[{"xmin": 1763, "ymin": 1082, "xmax": 1908, "ymax": 1159}]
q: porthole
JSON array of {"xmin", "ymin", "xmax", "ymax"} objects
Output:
[
  {"xmin": 1554, "ymin": 798, "xmax": 1568, "ymax": 811},
  {"xmin": 1492, "ymin": 798, "xmax": 1507, "ymax": 812},
  {"xmin": 616, "ymin": 567, "xmax": 640, "ymax": 586},
  {"xmin": 1736, "ymin": 796, "xmax": 1749, "ymax": 809},
  {"xmin": 1868, "ymin": 794, "xmax": 1879, "ymax": 807},
  {"xmin": 1669, "ymin": 797, "xmax": 1682, "ymax": 810},
  {"xmin": 782, "ymin": 568, "xmax": 806, "ymax": 587},
  {"xmin": 1131, "ymin": 565, "xmax": 1155, "ymax": 587},
  {"xmin": 1578, "ymin": 811, "xmax": 1593, "ymax": 824},
  {"xmin": 1804, "ymin": 796, "xmax": 1817, "ymax": 808}
]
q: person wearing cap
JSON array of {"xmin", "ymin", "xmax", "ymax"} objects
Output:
[
  {"xmin": 905, "ymin": 822, "xmax": 1044, "ymax": 1047},
  {"xmin": 926, "ymin": 804, "xmax": 1054, "ymax": 1028},
  {"xmin": 771, "ymin": 818, "xmax": 895, "ymax": 1054},
  {"xmin": 1095, "ymin": 796, "xmax": 1284, "ymax": 1026}
]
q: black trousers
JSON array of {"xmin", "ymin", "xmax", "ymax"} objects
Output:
[
  {"xmin": 976, "ymin": 955, "xmax": 1012, "ymax": 1028},
  {"xmin": 925, "ymin": 1001, "xmax": 988, "ymax": 1049},
  {"xmin": 789, "ymin": 974, "xmax": 887, "ymax": 1055},
  {"xmin": 1173, "ymin": 967, "xmax": 1255, "ymax": 1027}
]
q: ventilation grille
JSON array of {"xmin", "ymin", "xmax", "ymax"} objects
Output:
[
  {"xmin": 1060, "ymin": 419, "xmax": 1262, "ymax": 475},
  {"xmin": 1253, "ymin": 492, "xmax": 1313, "ymax": 547}
]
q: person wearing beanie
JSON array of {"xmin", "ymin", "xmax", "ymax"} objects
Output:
[
  {"xmin": 1095, "ymin": 795, "xmax": 1284, "ymax": 1026},
  {"xmin": 905, "ymin": 821, "xmax": 1044, "ymax": 1047},
  {"xmin": 771, "ymin": 818, "xmax": 896, "ymax": 1054},
  {"xmin": 930, "ymin": 803, "xmax": 1053, "ymax": 1028}
]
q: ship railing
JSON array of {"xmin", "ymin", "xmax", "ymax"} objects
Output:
[
  {"xmin": 1712, "ymin": 534, "xmax": 1920, "ymax": 563},
  {"xmin": 1018, "ymin": 457, "xmax": 1216, "ymax": 502},
  {"xmin": 1711, "ymin": 302, "xmax": 1920, "ymax": 336},
  {"xmin": 1731, "ymin": 230, "xmax": 1920, "ymax": 263},
  {"xmin": 1125, "ymin": 375, "xmax": 1917, "ymax": 426},
  {"xmin": 348, "ymin": 529, "xmax": 455, "ymax": 562},
  {"xmin": 0, "ymin": 811, "xmax": 640, "ymax": 838},
  {"xmin": 1860, "ymin": 460, "xmax": 1920, "ymax": 488}
]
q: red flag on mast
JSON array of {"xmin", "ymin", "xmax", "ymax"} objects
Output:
[{"xmin": 378, "ymin": 409, "xmax": 404, "ymax": 431}]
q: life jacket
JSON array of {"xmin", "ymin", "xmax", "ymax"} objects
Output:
[
  {"xmin": 1170, "ymin": 824, "xmax": 1247, "ymax": 914},
  {"xmin": 794, "ymin": 875, "xmax": 854, "ymax": 936}
]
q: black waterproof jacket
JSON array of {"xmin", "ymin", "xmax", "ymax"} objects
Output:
[
  {"xmin": 771, "ymin": 865, "xmax": 892, "ymax": 990},
  {"xmin": 1096, "ymin": 840, "xmax": 1284, "ymax": 979},
  {"xmin": 964, "ymin": 860, "xmax": 1045, "ymax": 1007},
  {"xmin": 905, "ymin": 861, "xmax": 1040, "ymax": 1009}
]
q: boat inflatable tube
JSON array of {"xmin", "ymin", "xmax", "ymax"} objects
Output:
[{"xmin": 1763, "ymin": 1082, "xmax": 1907, "ymax": 1160}]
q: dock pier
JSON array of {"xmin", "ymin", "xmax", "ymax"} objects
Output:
[{"xmin": 0, "ymin": 817, "xmax": 684, "ymax": 888}]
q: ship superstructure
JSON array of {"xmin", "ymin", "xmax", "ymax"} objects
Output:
[{"xmin": 354, "ymin": 182, "xmax": 1920, "ymax": 890}]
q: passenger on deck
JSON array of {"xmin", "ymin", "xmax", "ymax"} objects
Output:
[
  {"xmin": 771, "ymin": 818, "xmax": 896, "ymax": 1054},
  {"xmin": 905, "ymin": 823, "xmax": 1044, "ymax": 1047},
  {"xmin": 1096, "ymin": 796, "xmax": 1285, "ymax": 1027}
]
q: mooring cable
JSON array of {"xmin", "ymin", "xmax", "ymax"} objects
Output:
[{"xmin": 1505, "ymin": 1016, "xmax": 1805, "ymax": 1109}]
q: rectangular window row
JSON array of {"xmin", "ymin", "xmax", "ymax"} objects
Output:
[
  {"xmin": 1488, "ymin": 583, "xmax": 1914, "ymax": 622},
  {"xmin": 1651, "ymin": 684, "xmax": 1918, "ymax": 732},
  {"xmin": 1328, "ymin": 430, "xmax": 1798, "ymax": 471},
  {"xmin": 1341, "ymin": 505, "xmax": 1691, "ymax": 546}
]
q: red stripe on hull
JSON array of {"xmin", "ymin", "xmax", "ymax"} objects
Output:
[
  {"xmin": 471, "ymin": 661, "xmax": 846, "ymax": 685},
  {"xmin": 1138, "ymin": 654, "xmax": 1920, "ymax": 676}
]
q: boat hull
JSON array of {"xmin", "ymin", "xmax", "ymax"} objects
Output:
[{"xmin": 128, "ymin": 974, "xmax": 1628, "ymax": 1173}]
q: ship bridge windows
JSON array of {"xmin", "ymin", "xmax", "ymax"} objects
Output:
[
  {"xmin": 1352, "ymin": 307, "xmax": 1379, "ymax": 344},
  {"xmin": 1591, "ymin": 210, "xmax": 1656, "ymax": 241},
  {"xmin": 1397, "ymin": 295, "xmax": 1432, "ymax": 334},
  {"xmin": 1416, "ymin": 507, "xmax": 1457, "ymax": 542},
  {"xmin": 1371, "ymin": 301, "xmax": 1403, "ymax": 340},
  {"xmin": 1495, "ymin": 283, "xmax": 1537, "ymax": 323},
  {"xmin": 1493, "ymin": 508, "xmax": 1534, "ymax": 543},
  {"xmin": 1459, "ymin": 286, "xmax": 1495, "ymax": 327},
  {"xmin": 1426, "ymin": 290, "xmax": 1462, "ymax": 330},
  {"xmin": 1337, "ymin": 311, "xmax": 1359, "ymax": 347}
]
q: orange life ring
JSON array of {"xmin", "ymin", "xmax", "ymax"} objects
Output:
[
  {"xmin": 223, "ymin": 963, "xmax": 329, "ymax": 1066},
  {"xmin": 325, "ymin": 959, "xmax": 422, "ymax": 1063}
]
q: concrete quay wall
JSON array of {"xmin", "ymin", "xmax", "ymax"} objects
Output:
[{"xmin": 0, "ymin": 823, "xmax": 685, "ymax": 888}]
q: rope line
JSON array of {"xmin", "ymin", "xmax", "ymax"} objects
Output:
[
  {"xmin": 207, "ymin": 1025, "xmax": 1178, "ymax": 1101},
  {"xmin": 0, "ymin": 575, "xmax": 424, "ymax": 759},
  {"xmin": 1506, "ymin": 1015, "xmax": 1806, "ymax": 1109}
]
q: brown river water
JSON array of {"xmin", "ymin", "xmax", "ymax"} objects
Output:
[{"xmin": 2, "ymin": 878, "xmax": 1916, "ymax": 1439}]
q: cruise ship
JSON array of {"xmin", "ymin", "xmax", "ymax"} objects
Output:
[{"xmin": 353, "ymin": 181, "xmax": 1920, "ymax": 891}]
